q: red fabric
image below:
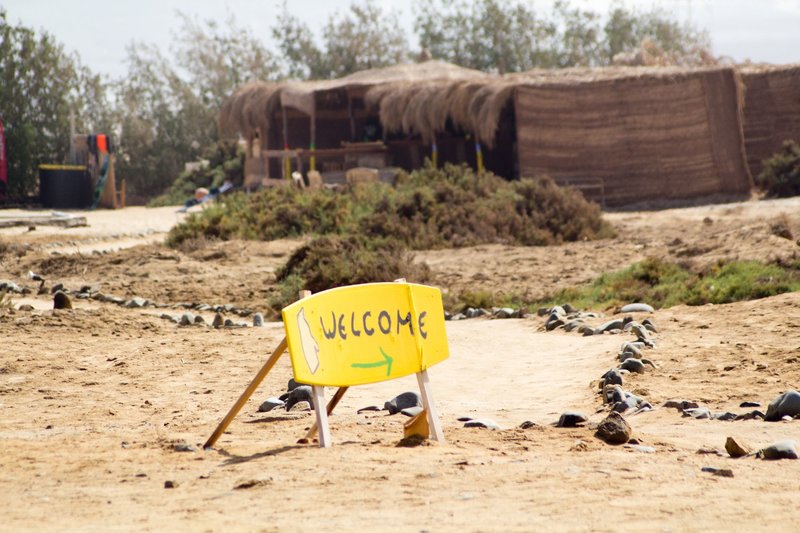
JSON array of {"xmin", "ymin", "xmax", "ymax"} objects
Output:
[
  {"xmin": 96, "ymin": 134, "xmax": 108, "ymax": 153},
  {"xmin": 0, "ymin": 117, "xmax": 7, "ymax": 197}
]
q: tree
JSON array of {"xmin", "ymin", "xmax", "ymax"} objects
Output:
[
  {"xmin": 0, "ymin": 10, "xmax": 80, "ymax": 197},
  {"xmin": 273, "ymin": 0, "xmax": 409, "ymax": 79},
  {"xmin": 115, "ymin": 13, "xmax": 281, "ymax": 199},
  {"xmin": 413, "ymin": 0, "xmax": 710, "ymax": 72},
  {"xmin": 173, "ymin": 12, "xmax": 281, "ymax": 108},
  {"xmin": 602, "ymin": 5, "xmax": 712, "ymax": 66}
]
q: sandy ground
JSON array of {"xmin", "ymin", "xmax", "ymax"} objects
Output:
[{"xmin": 1, "ymin": 198, "xmax": 800, "ymax": 532}]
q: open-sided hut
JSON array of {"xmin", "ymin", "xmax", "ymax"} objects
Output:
[
  {"xmin": 274, "ymin": 61, "xmax": 486, "ymax": 178},
  {"xmin": 512, "ymin": 66, "xmax": 752, "ymax": 206},
  {"xmin": 740, "ymin": 65, "xmax": 800, "ymax": 178}
]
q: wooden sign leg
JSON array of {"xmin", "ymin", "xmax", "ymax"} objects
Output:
[
  {"xmin": 304, "ymin": 386, "xmax": 348, "ymax": 441},
  {"xmin": 416, "ymin": 369, "xmax": 445, "ymax": 443},
  {"xmin": 311, "ymin": 385, "xmax": 332, "ymax": 448},
  {"xmin": 203, "ymin": 337, "xmax": 287, "ymax": 449}
]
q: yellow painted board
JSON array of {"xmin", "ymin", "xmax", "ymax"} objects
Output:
[{"xmin": 281, "ymin": 282, "xmax": 449, "ymax": 387}]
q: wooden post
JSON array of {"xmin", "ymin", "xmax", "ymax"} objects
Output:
[
  {"xmin": 416, "ymin": 369, "xmax": 445, "ymax": 442},
  {"xmin": 203, "ymin": 337, "xmax": 288, "ymax": 449},
  {"xmin": 475, "ymin": 140, "xmax": 484, "ymax": 173},
  {"xmin": 309, "ymin": 113, "xmax": 317, "ymax": 172},
  {"xmin": 311, "ymin": 385, "xmax": 332, "ymax": 448},
  {"xmin": 282, "ymin": 106, "xmax": 290, "ymax": 180},
  {"xmin": 304, "ymin": 386, "xmax": 348, "ymax": 440},
  {"xmin": 347, "ymin": 93, "xmax": 356, "ymax": 141}
]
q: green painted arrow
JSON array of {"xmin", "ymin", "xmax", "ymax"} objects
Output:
[{"xmin": 351, "ymin": 347, "xmax": 393, "ymax": 376}]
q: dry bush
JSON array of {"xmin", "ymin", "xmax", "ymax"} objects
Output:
[
  {"xmin": 756, "ymin": 140, "xmax": 800, "ymax": 198},
  {"xmin": 769, "ymin": 214, "xmax": 794, "ymax": 240}
]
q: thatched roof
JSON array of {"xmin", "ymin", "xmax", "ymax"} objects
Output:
[
  {"xmin": 221, "ymin": 63, "xmax": 764, "ymax": 156},
  {"xmin": 279, "ymin": 60, "xmax": 486, "ymax": 117}
]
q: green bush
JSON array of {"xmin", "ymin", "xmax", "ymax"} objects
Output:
[
  {"xmin": 167, "ymin": 163, "xmax": 613, "ymax": 249},
  {"xmin": 269, "ymin": 235, "xmax": 433, "ymax": 310},
  {"xmin": 755, "ymin": 140, "xmax": 800, "ymax": 198},
  {"xmin": 542, "ymin": 257, "xmax": 800, "ymax": 311}
]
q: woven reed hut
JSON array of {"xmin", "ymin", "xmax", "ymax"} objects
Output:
[
  {"xmin": 740, "ymin": 64, "xmax": 800, "ymax": 178},
  {"xmin": 513, "ymin": 66, "xmax": 752, "ymax": 206},
  {"xmin": 277, "ymin": 61, "xmax": 486, "ymax": 172}
]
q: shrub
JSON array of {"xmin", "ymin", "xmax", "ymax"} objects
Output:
[
  {"xmin": 168, "ymin": 163, "xmax": 613, "ymax": 249},
  {"xmin": 541, "ymin": 257, "xmax": 800, "ymax": 311},
  {"xmin": 269, "ymin": 235, "xmax": 433, "ymax": 310},
  {"xmin": 755, "ymin": 140, "xmax": 800, "ymax": 198}
]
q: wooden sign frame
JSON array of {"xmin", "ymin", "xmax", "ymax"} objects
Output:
[{"xmin": 204, "ymin": 282, "xmax": 446, "ymax": 449}]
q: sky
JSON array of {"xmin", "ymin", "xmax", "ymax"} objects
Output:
[{"xmin": 2, "ymin": 0, "xmax": 799, "ymax": 78}]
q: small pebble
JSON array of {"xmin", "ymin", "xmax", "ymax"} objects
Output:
[{"xmin": 464, "ymin": 419, "xmax": 501, "ymax": 430}]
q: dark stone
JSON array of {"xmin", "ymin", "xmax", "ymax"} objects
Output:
[
  {"xmin": 682, "ymin": 407, "xmax": 712, "ymax": 419},
  {"xmin": 734, "ymin": 410, "xmax": 765, "ymax": 421},
  {"xmin": 663, "ymin": 399, "xmax": 700, "ymax": 411},
  {"xmin": 595, "ymin": 412, "xmax": 632, "ymax": 444},
  {"xmin": 252, "ymin": 312, "xmax": 264, "ymax": 327},
  {"xmin": 193, "ymin": 315, "xmax": 206, "ymax": 325},
  {"xmin": 545, "ymin": 317, "xmax": 565, "ymax": 331},
  {"xmin": 258, "ymin": 397, "xmax": 284, "ymax": 412},
  {"xmin": 494, "ymin": 308, "xmax": 515, "ymax": 319},
  {"xmin": 223, "ymin": 318, "xmax": 235, "ymax": 327},
  {"xmin": 739, "ymin": 401, "xmax": 760, "ymax": 408},
  {"xmin": 701, "ymin": 467, "xmax": 734, "ymax": 477},
  {"xmin": 50, "ymin": 282, "xmax": 65, "ymax": 294},
  {"xmin": 357, "ymin": 405, "xmax": 381, "ymax": 414},
  {"xmin": 125, "ymin": 297, "xmax": 148, "ymax": 308},
  {"xmin": 400, "ymin": 406, "xmax": 424, "ymax": 417},
  {"xmin": 601, "ymin": 368, "xmax": 623, "ymax": 388},
  {"xmin": 612, "ymin": 396, "xmax": 640, "ymax": 414},
  {"xmin": 287, "ymin": 378, "xmax": 303, "ymax": 391},
  {"xmin": 765, "ymin": 390, "xmax": 800, "ymax": 421},
  {"xmin": 619, "ymin": 358, "xmax": 647, "ymax": 374},
  {"xmin": 53, "ymin": 291, "xmax": 72, "ymax": 310},
  {"xmin": 557, "ymin": 411, "xmax": 588, "ymax": 428},
  {"xmin": 164, "ymin": 480, "xmax": 177, "ymax": 489},
  {"xmin": 642, "ymin": 318, "xmax": 658, "ymax": 333},
  {"xmin": 179, "ymin": 312, "xmax": 195, "ymax": 326},
  {"xmin": 519, "ymin": 421, "xmax": 537, "ymax": 429},
  {"xmin": 17, "ymin": 304, "xmax": 34, "ymax": 312},
  {"xmin": 711, "ymin": 412, "xmax": 738, "ymax": 421},
  {"xmin": 619, "ymin": 303, "xmax": 654, "ymax": 313},
  {"xmin": 464, "ymin": 418, "xmax": 500, "ymax": 430},
  {"xmin": 758, "ymin": 440, "xmax": 798, "ymax": 460},
  {"xmin": 384, "ymin": 392, "xmax": 421, "ymax": 415},
  {"xmin": 212, "ymin": 313, "xmax": 224, "ymax": 328},
  {"xmin": 285, "ymin": 385, "xmax": 313, "ymax": 411},
  {"xmin": 596, "ymin": 319, "xmax": 624, "ymax": 333}
]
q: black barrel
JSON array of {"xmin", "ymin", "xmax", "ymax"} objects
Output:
[{"xmin": 39, "ymin": 165, "xmax": 92, "ymax": 208}]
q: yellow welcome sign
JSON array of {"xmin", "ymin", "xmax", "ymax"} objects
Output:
[
  {"xmin": 204, "ymin": 282, "xmax": 449, "ymax": 450},
  {"xmin": 281, "ymin": 282, "xmax": 449, "ymax": 387}
]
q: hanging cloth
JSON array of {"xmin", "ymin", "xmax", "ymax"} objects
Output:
[
  {"xmin": 0, "ymin": 117, "xmax": 7, "ymax": 198},
  {"xmin": 96, "ymin": 134, "xmax": 108, "ymax": 154}
]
